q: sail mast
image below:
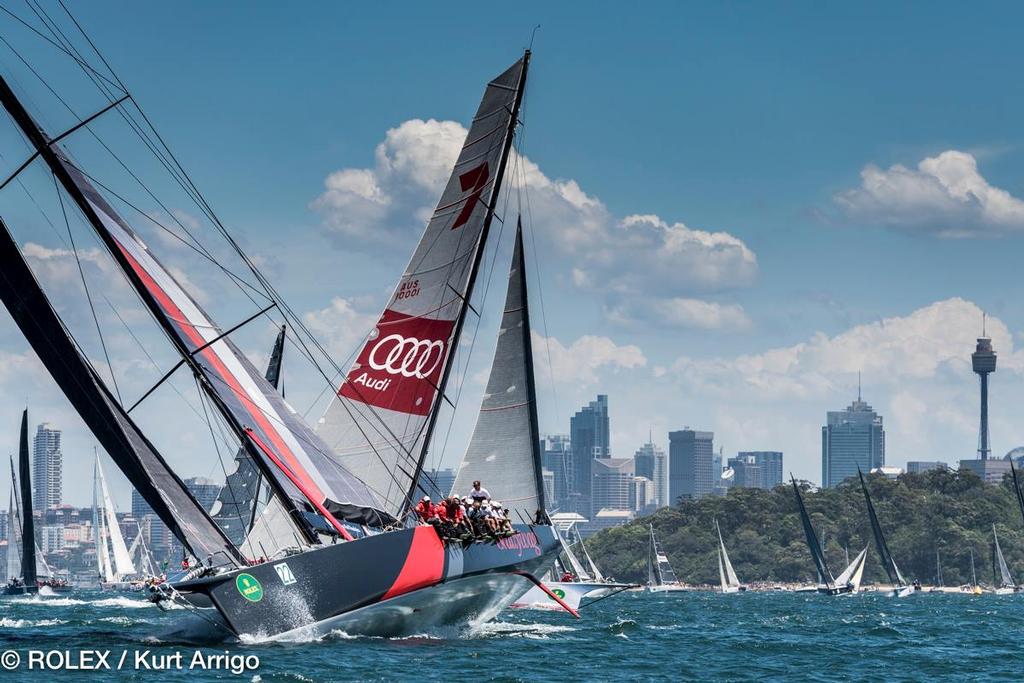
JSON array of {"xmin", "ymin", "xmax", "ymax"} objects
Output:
[
  {"xmin": 405, "ymin": 51, "xmax": 532, "ymax": 514},
  {"xmin": 17, "ymin": 410, "xmax": 36, "ymax": 587}
]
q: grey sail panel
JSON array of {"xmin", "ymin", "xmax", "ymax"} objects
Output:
[
  {"xmin": 0, "ymin": 219, "xmax": 242, "ymax": 565},
  {"xmin": 994, "ymin": 526, "xmax": 1014, "ymax": 588},
  {"xmin": 451, "ymin": 225, "xmax": 544, "ymax": 522},
  {"xmin": 212, "ymin": 326, "xmax": 286, "ymax": 546},
  {"xmin": 316, "ymin": 55, "xmax": 529, "ymax": 519},
  {"xmin": 858, "ymin": 469, "xmax": 903, "ymax": 586},
  {"xmin": 791, "ymin": 477, "xmax": 834, "ymax": 586}
]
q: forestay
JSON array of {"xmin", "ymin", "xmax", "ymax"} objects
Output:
[
  {"xmin": 317, "ymin": 54, "xmax": 530, "ymax": 518},
  {"xmin": 451, "ymin": 225, "xmax": 544, "ymax": 522}
]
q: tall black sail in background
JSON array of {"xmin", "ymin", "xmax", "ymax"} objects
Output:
[
  {"xmin": 17, "ymin": 410, "xmax": 36, "ymax": 586},
  {"xmin": 791, "ymin": 477, "xmax": 833, "ymax": 587},
  {"xmin": 858, "ymin": 469, "xmax": 904, "ymax": 586}
]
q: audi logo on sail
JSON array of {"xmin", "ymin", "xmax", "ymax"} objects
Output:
[{"xmin": 368, "ymin": 333, "xmax": 445, "ymax": 378}]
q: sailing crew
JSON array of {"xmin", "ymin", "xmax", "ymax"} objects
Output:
[
  {"xmin": 468, "ymin": 481, "xmax": 491, "ymax": 503},
  {"xmin": 415, "ymin": 495, "xmax": 436, "ymax": 524},
  {"xmin": 467, "ymin": 499, "xmax": 489, "ymax": 536},
  {"xmin": 442, "ymin": 496, "xmax": 470, "ymax": 538}
]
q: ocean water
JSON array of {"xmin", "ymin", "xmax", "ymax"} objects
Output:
[{"xmin": 0, "ymin": 589, "xmax": 1019, "ymax": 682}]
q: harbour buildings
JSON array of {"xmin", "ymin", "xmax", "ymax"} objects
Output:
[
  {"xmin": 32, "ymin": 422, "xmax": 62, "ymax": 511},
  {"xmin": 669, "ymin": 429, "xmax": 715, "ymax": 501},
  {"xmin": 821, "ymin": 391, "xmax": 885, "ymax": 488}
]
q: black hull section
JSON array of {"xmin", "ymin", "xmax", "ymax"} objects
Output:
[
  {"xmin": 173, "ymin": 524, "xmax": 559, "ymax": 639},
  {"xmin": 2, "ymin": 585, "xmax": 73, "ymax": 596}
]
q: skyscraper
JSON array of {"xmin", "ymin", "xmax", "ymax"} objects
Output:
[
  {"xmin": 183, "ymin": 477, "xmax": 222, "ymax": 513},
  {"xmin": 541, "ymin": 435, "xmax": 571, "ymax": 510},
  {"xmin": 569, "ymin": 395, "xmax": 610, "ymax": 516},
  {"xmin": 32, "ymin": 423, "xmax": 62, "ymax": 511},
  {"xmin": 634, "ymin": 440, "xmax": 668, "ymax": 508},
  {"xmin": 729, "ymin": 451, "xmax": 783, "ymax": 490},
  {"xmin": 669, "ymin": 429, "xmax": 715, "ymax": 502},
  {"xmin": 590, "ymin": 457, "xmax": 635, "ymax": 516},
  {"xmin": 821, "ymin": 388, "xmax": 885, "ymax": 488}
]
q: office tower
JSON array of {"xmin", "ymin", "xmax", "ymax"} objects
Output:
[
  {"xmin": 668, "ymin": 429, "xmax": 715, "ymax": 501},
  {"xmin": 569, "ymin": 395, "xmax": 610, "ymax": 516},
  {"xmin": 32, "ymin": 422, "xmax": 62, "ymax": 511},
  {"xmin": 541, "ymin": 435, "xmax": 571, "ymax": 510},
  {"xmin": 183, "ymin": 477, "xmax": 222, "ymax": 513},
  {"xmin": 634, "ymin": 440, "xmax": 668, "ymax": 508},
  {"xmin": 590, "ymin": 457, "xmax": 635, "ymax": 515},
  {"xmin": 729, "ymin": 451, "xmax": 784, "ymax": 490},
  {"xmin": 821, "ymin": 386, "xmax": 885, "ymax": 488}
]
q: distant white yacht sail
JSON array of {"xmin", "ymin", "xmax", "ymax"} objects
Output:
[
  {"xmin": 992, "ymin": 525, "xmax": 1019, "ymax": 595},
  {"xmin": 93, "ymin": 455, "xmax": 136, "ymax": 590},
  {"xmin": 715, "ymin": 519, "xmax": 745, "ymax": 593}
]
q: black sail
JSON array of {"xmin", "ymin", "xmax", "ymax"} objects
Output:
[
  {"xmin": 0, "ymin": 219, "xmax": 242, "ymax": 565},
  {"xmin": 1011, "ymin": 462, "xmax": 1024, "ymax": 529},
  {"xmin": 17, "ymin": 410, "xmax": 36, "ymax": 586},
  {"xmin": 858, "ymin": 468, "xmax": 903, "ymax": 586},
  {"xmin": 791, "ymin": 476, "xmax": 834, "ymax": 587}
]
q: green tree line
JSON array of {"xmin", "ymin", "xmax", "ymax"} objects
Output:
[{"xmin": 586, "ymin": 468, "xmax": 1024, "ymax": 586}]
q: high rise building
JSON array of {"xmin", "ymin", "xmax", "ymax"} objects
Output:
[
  {"xmin": 541, "ymin": 435, "xmax": 571, "ymax": 510},
  {"xmin": 569, "ymin": 395, "xmax": 610, "ymax": 516},
  {"xmin": 416, "ymin": 468, "xmax": 457, "ymax": 498},
  {"xmin": 131, "ymin": 488, "xmax": 154, "ymax": 519},
  {"xmin": 184, "ymin": 477, "xmax": 222, "ymax": 513},
  {"xmin": 634, "ymin": 440, "xmax": 668, "ymax": 508},
  {"xmin": 669, "ymin": 429, "xmax": 715, "ymax": 502},
  {"xmin": 729, "ymin": 451, "xmax": 784, "ymax": 490},
  {"xmin": 590, "ymin": 457, "xmax": 634, "ymax": 516},
  {"xmin": 821, "ymin": 387, "xmax": 885, "ymax": 488},
  {"xmin": 32, "ymin": 423, "xmax": 62, "ymax": 511}
]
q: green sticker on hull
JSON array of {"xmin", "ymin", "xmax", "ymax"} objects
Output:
[{"xmin": 236, "ymin": 573, "xmax": 264, "ymax": 602}]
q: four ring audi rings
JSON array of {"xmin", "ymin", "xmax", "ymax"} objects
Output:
[{"xmin": 368, "ymin": 334, "xmax": 445, "ymax": 379}]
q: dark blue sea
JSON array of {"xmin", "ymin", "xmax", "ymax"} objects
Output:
[{"xmin": 0, "ymin": 589, "xmax": 1018, "ymax": 681}]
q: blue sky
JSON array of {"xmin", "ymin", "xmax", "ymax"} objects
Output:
[{"xmin": 3, "ymin": 2, "xmax": 1024, "ymax": 507}]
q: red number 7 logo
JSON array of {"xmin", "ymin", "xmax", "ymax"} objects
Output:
[{"xmin": 451, "ymin": 162, "xmax": 490, "ymax": 230}]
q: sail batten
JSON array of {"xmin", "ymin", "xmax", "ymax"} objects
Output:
[{"xmin": 317, "ymin": 53, "xmax": 530, "ymax": 519}]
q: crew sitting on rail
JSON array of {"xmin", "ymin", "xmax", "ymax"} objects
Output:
[
  {"xmin": 414, "ymin": 495, "xmax": 436, "ymax": 523},
  {"xmin": 441, "ymin": 495, "xmax": 471, "ymax": 538}
]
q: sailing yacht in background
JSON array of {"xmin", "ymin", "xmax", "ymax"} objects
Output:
[
  {"xmin": 647, "ymin": 525, "xmax": 690, "ymax": 592},
  {"xmin": 858, "ymin": 469, "xmax": 914, "ymax": 597},
  {"xmin": 94, "ymin": 455, "xmax": 137, "ymax": 590},
  {"xmin": 991, "ymin": 526, "xmax": 1019, "ymax": 594},
  {"xmin": 791, "ymin": 476, "xmax": 866, "ymax": 595},
  {"xmin": 3, "ymin": 410, "xmax": 69, "ymax": 595},
  {"xmin": 715, "ymin": 520, "xmax": 746, "ymax": 593}
]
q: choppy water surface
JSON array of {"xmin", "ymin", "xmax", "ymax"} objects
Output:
[{"xmin": 0, "ymin": 589, "xmax": 1018, "ymax": 681}]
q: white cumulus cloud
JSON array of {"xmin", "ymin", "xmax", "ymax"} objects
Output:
[{"xmin": 835, "ymin": 150, "xmax": 1024, "ymax": 237}]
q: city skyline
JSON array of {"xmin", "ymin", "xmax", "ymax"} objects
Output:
[{"xmin": 5, "ymin": 4, "xmax": 1024, "ymax": 507}]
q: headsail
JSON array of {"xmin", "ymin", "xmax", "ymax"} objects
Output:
[
  {"xmin": 0, "ymin": 219, "xmax": 241, "ymax": 565},
  {"xmin": 715, "ymin": 519, "xmax": 741, "ymax": 590},
  {"xmin": 993, "ymin": 525, "xmax": 1015, "ymax": 589},
  {"xmin": 96, "ymin": 455, "xmax": 136, "ymax": 578},
  {"xmin": 0, "ymin": 75, "xmax": 386, "ymax": 534},
  {"xmin": 317, "ymin": 53, "xmax": 531, "ymax": 519},
  {"xmin": 451, "ymin": 223, "xmax": 545, "ymax": 522},
  {"xmin": 858, "ymin": 468, "xmax": 904, "ymax": 586},
  {"xmin": 5, "ymin": 485, "xmax": 20, "ymax": 582},
  {"xmin": 791, "ymin": 476, "xmax": 834, "ymax": 587}
]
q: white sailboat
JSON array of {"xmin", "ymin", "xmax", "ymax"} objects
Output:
[
  {"xmin": 647, "ymin": 525, "xmax": 690, "ymax": 592},
  {"xmin": 991, "ymin": 525, "xmax": 1019, "ymax": 595},
  {"xmin": 93, "ymin": 455, "xmax": 137, "ymax": 590},
  {"xmin": 715, "ymin": 520, "xmax": 746, "ymax": 593}
]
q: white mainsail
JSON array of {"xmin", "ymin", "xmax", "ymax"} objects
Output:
[
  {"xmin": 994, "ymin": 525, "xmax": 1015, "ymax": 589},
  {"xmin": 716, "ymin": 520, "xmax": 741, "ymax": 592},
  {"xmin": 316, "ymin": 55, "xmax": 529, "ymax": 519},
  {"xmin": 834, "ymin": 546, "xmax": 868, "ymax": 593},
  {"xmin": 98, "ymin": 456, "xmax": 135, "ymax": 578}
]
